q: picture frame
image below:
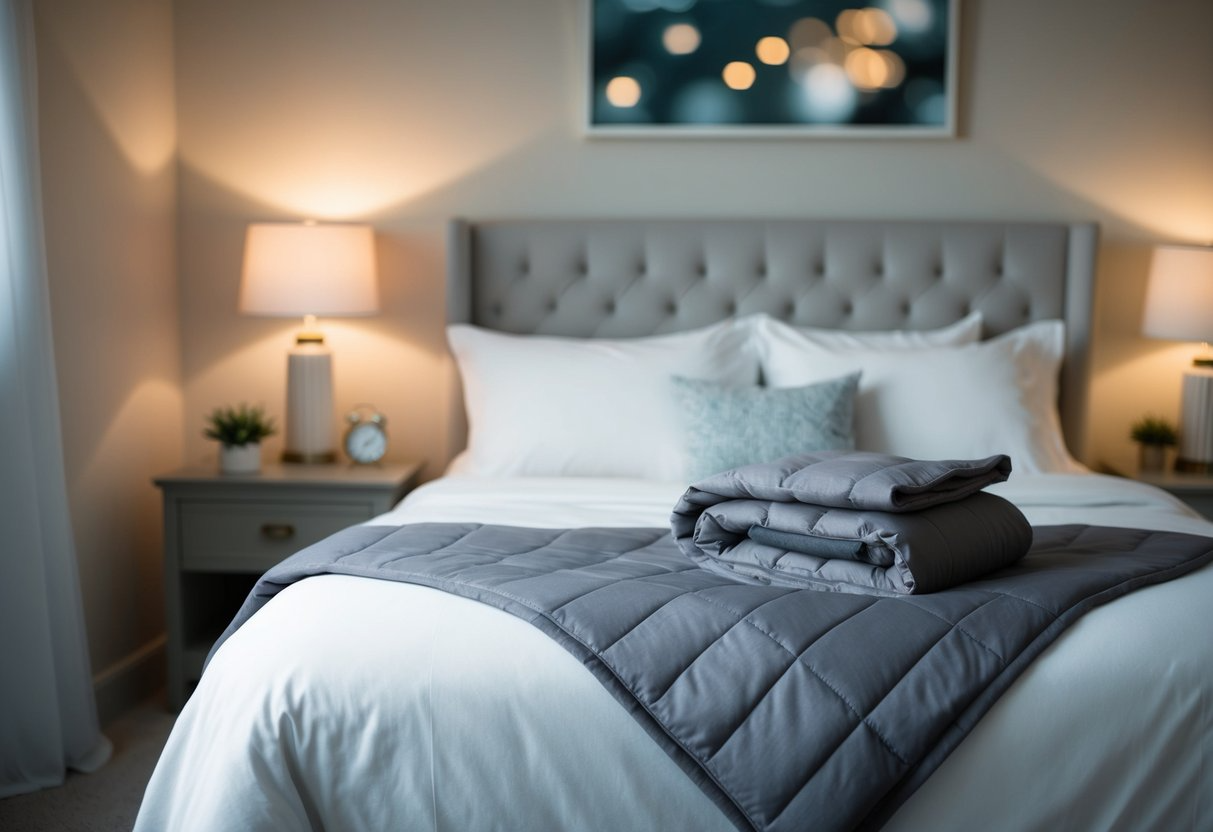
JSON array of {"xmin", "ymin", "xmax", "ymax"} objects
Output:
[{"xmin": 586, "ymin": 0, "xmax": 959, "ymax": 139}]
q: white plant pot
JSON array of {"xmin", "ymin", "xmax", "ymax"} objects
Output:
[
  {"xmin": 220, "ymin": 442, "xmax": 261, "ymax": 475},
  {"xmin": 1138, "ymin": 443, "xmax": 1167, "ymax": 474}
]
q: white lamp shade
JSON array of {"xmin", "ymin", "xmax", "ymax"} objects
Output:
[
  {"xmin": 1142, "ymin": 244, "xmax": 1213, "ymax": 341},
  {"xmin": 239, "ymin": 222, "xmax": 379, "ymax": 317}
]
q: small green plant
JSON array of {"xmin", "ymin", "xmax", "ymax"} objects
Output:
[
  {"xmin": 203, "ymin": 404, "xmax": 277, "ymax": 447},
  {"xmin": 1130, "ymin": 415, "xmax": 1178, "ymax": 446}
]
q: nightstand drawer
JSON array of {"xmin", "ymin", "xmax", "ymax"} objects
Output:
[{"xmin": 179, "ymin": 500, "xmax": 368, "ymax": 572}]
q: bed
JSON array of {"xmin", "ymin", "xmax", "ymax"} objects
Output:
[{"xmin": 136, "ymin": 219, "xmax": 1213, "ymax": 831}]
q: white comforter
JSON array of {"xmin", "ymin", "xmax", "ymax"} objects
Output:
[{"xmin": 136, "ymin": 474, "xmax": 1213, "ymax": 831}]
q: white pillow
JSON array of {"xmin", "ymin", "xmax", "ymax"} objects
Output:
[
  {"xmin": 755, "ymin": 310, "xmax": 983, "ymax": 351},
  {"xmin": 760, "ymin": 320, "xmax": 1079, "ymax": 474},
  {"xmin": 448, "ymin": 319, "xmax": 759, "ymax": 479}
]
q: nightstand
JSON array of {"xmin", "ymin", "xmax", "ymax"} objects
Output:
[
  {"xmin": 154, "ymin": 462, "xmax": 421, "ymax": 709},
  {"xmin": 1133, "ymin": 470, "xmax": 1213, "ymax": 519}
]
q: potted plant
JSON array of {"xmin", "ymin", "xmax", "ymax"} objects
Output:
[
  {"xmin": 1130, "ymin": 415, "xmax": 1177, "ymax": 473},
  {"xmin": 204, "ymin": 404, "xmax": 277, "ymax": 474}
]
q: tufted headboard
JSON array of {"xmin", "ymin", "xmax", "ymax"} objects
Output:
[{"xmin": 447, "ymin": 218, "xmax": 1098, "ymax": 460}]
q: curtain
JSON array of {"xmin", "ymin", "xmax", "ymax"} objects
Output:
[{"xmin": 0, "ymin": 0, "xmax": 111, "ymax": 796}]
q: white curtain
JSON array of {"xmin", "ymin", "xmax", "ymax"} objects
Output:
[{"xmin": 0, "ymin": 0, "xmax": 111, "ymax": 796}]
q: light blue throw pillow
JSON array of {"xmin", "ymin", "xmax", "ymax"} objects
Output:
[{"xmin": 671, "ymin": 373, "xmax": 859, "ymax": 481}]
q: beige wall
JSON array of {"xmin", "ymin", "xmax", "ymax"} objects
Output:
[
  {"xmin": 171, "ymin": 0, "xmax": 1213, "ymax": 478},
  {"xmin": 35, "ymin": 0, "xmax": 182, "ymax": 721}
]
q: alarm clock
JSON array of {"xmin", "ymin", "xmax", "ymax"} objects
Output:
[{"xmin": 343, "ymin": 405, "xmax": 388, "ymax": 464}]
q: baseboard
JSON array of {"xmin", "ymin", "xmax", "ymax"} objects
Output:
[{"xmin": 93, "ymin": 634, "xmax": 167, "ymax": 726}]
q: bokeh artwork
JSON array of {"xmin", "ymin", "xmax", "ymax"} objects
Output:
[{"xmin": 589, "ymin": 0, "xmax": 955, "ymax": 136}]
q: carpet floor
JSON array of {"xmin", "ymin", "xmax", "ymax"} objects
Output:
[{"xmin": 0, "ymin": 697, "xmax": 175, "ymax": 832}]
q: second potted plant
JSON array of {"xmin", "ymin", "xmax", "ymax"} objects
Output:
[
  {"xmin": 204, "ymin": 404, "xmax": 277, "ymax": 474},
  {"xmin": 1130, "ymin": 415, "xmax": 1178, "ymax": 473}
]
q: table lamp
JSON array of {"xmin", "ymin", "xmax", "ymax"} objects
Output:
[
  {"xmin": 1142, "ymin": 243, "xmax": 1213, "ymax": 472},
  {"xmin": 239, "ymin": 221, "xmax": 378, "ymax": 463}
]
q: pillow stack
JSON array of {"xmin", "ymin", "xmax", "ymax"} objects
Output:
[{"xmin": 447, "ymin": 311, "xmax": 1079, "ymax": 481}]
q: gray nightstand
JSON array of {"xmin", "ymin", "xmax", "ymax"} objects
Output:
[
  {"xmin": 1133, "ymin": 470, "xmax": 1213, "ymax": 519},
  {"xmin": 154, "ymin": 462, "xmax": 421, "ymax": 709}
]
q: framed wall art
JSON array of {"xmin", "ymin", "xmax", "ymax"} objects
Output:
[{"xmin": 587, "ymin": 0, "xmax": 958, "ymax": 138}]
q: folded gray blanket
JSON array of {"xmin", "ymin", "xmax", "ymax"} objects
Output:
[{"xmin": 671, "ymin": 451, "xmax": 1031, "ymax": 595}]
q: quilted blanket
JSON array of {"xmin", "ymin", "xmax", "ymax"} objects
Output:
[
  {"xmin": 671, "ymin": 452, "xmax": 1031, "ymax": 595},
  {"xmin": 211, "ymin": 522, "xmax": 1213, "ymax": 832}
]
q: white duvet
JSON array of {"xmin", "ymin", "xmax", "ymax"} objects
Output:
[{"xmin": 136, "ymin": 474, "xmax": 1213, "ymax": 831}]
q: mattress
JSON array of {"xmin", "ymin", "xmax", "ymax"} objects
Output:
[{"xmin": 135, "ymin": 473, "xmax": 1213, "ymax": 831}]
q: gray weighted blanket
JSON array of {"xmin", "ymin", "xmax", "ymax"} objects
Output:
[
  {"xmin": 211, "ymin": 520, "xmax": 1213, "ymax": 832},
  {"xmin": 672, "ymin": 451, "xmax": 1031, "ymax": 595}
]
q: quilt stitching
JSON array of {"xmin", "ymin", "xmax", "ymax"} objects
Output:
[
  {"xmin": 548, "ymin": 571, "xmax": 686, "ymax": 618},
  {"xmin": 547, "ymin": 567, "xmax": 713, "ymax": 625},
  {"xmin": 396, "ymin": 543, "xmax": 709, "ymax": 645},
  {"xmin": 762, "ymin": 608, "xmax": 988, "ymax": 829},
  {"xmin": 568, "ymin": 591, "xmax": 683, "ymax": 655},
  {"xmin": 378, "ymin": 528, "xmax": 669, "ymax": 590},
  {"xmin": 492, "ymin": 554, "xmax": 678, "ymax": 597},
  {"xmin": 369, "ymin": 525, "xmax": 486, "ymax": 569},
  {"xmin": 456, "ymin": 527, "xmax": 584, "ymax": 575},
  {"xmin": 901, "ymin": 504, "xmax": 954, "ymax": 593},
  {"xmin": 645, "ymin": 591, "xmax": 793, "ymax": 704},
  {"xmin": 499, "ymin": 543, "xmax": 689, "ymax": 608},
  {"xmin": 967, "ymin": 584, "xmax": 1062, "ymax": 619},
  {"xmin": 717, "ymin": 619, "xmax": 912, "ymax": 768},
  {"xmin": 681, "ymin": 592, "xmax": 913, "ymax": 766},
  {"xmin": 892, "ymin": 595, "xmax": 1010, "ymax": 665},
  {"xmin": 318, "ymin": 524, "xmax": 424, "ymax": 565}
]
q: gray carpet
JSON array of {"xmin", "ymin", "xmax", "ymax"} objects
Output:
[{"xmin": 0, "ymin": 697, "xmax": 175, "ymax": 832}]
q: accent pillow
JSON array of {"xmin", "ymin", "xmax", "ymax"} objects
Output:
[
  {"xmin": 755, "ymin": 311, "xmax": 983, "ymax": 352},
  {"xmin": 671, "ymin": 374, "xmax": 859, "ymax": 481},
  {"xmin": 759, "ymin": 320, "xmax": 1079, "ymax": 474},
  {"xmin": 447, "ymin": 319, "xmax": 760, "ymax": 479}
]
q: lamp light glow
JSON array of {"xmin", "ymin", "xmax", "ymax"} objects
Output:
[
  {"xmin": 1143, "ymin": 245, "xmax": 1213, "ymax": 345},
  {"xmin": 240, "ymin": 222, "xmax": 378, "ymax": 319}
]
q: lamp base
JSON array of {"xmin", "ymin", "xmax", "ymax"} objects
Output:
[
  {"xmin": 1177, "ymin": 367, "xmax": 1213, "ymax": 473},
  {"xmin": 284, "ymin": 342, "xmax": 336, "ymax": 463}
]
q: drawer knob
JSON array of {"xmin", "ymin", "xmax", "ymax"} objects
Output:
[{"xmin": 260, "ymin": 523, "xmax": 296, "ymax": 541}]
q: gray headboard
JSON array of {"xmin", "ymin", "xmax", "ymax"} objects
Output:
[{"xmin": 447, "ymin": 218, "xmax": 1098, "ymax": 460}]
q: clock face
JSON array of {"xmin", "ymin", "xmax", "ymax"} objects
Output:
[{"xmin": 345, "ymin": 421, "xmax": 387, "ymax": 464}]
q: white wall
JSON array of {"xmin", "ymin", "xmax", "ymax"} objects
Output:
[
  {"xmin": 171, "ymin": 0, "xmax": 1213, "ymax": 478},
  {"xmin": 35, "ymin": 0, "xmax": 182, "ymax": 722}
]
